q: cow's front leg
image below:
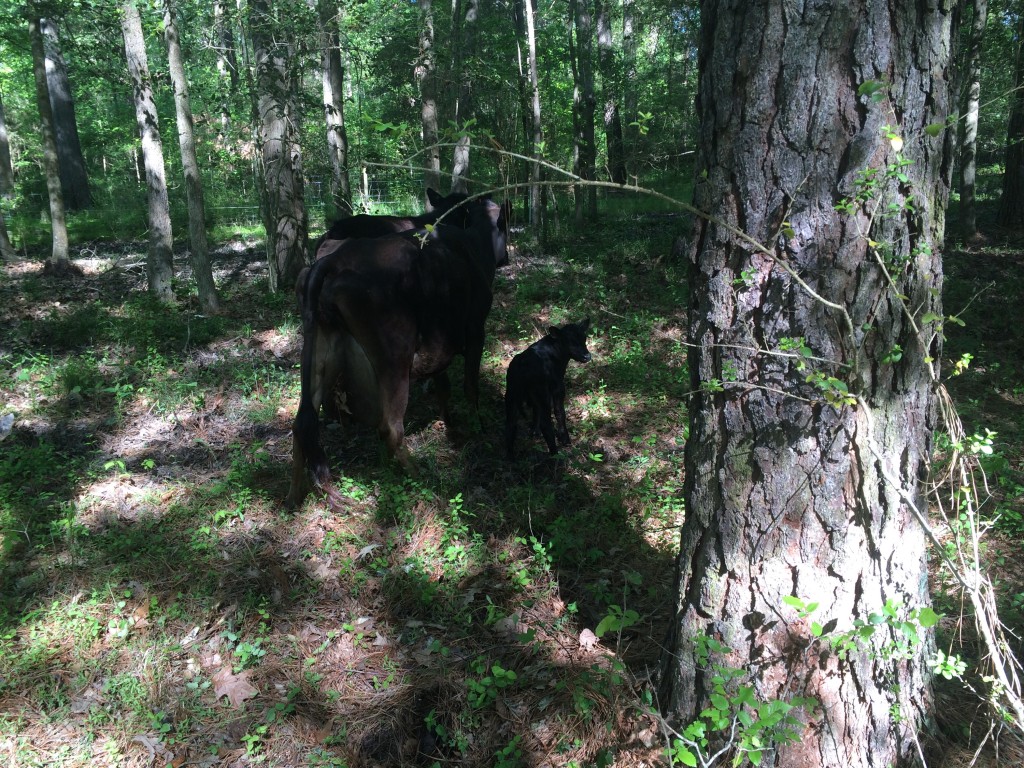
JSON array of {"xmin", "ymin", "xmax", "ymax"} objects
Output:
[{"xmin": 377, "ymin": 372, "xmax": 415, "ymax": 473}]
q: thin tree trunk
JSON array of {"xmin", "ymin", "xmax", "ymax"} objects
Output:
[
  {"xmin": 163, "ymin": 0, "xmax": 220, "ymax": 314},
  {"xmin": 450, "ymin": 0, "xmax": 479, "ymax": 193},
  {"xmin": 622, "ymin": 0, "xmax": 637, "ymax": 181},
  {"xmin": 998, "ymin": 10, "xmax": 1024, "ymax": 229},
  {"xmin": 596, "ymin": 0, "xmax": 625, "ymax": 185},
  {"xmin": 0, "ymin": 91, "xmax": 14, "ymax": 198},
  {"xmin": 0, "ymin": 207, "xmax": 16, "ymax": 261},
  {"xmin": 250, "ymin": 0, "xmax": 308, "ymax": 293},
  {"xmin": 525, "ymin": 0, "xmax": 544, "ymax": 228},
  {"xmin": 659, "ymin": 2, "xmax": 956, "ymax": 766},
  {"xmin": 29, "ymin": 17, "xmax": 70, "ymax": 272},
  {"xmin": 416, "ymin": 0, "xmax": 442, "ymax": 195},
  {"xmin": 960, "ymin": 0, "xmax": 987, "ymax": 241},
  {"xmin": 42, "ymin": 19, "xmax": 91, "ymax": 211},
  {"xmin": 570, "ymin": 0, "xmax": 597, "ymax": 223},
  {"xmin": 121, "ymin": 0, "xmax": 174, "ymax": 302},
  {"xmin": 319, "ymin": 0, "xmax": 352, "ymax": 219},
  {"xmin": 213, "ymin": 0, "xmax": 239, "ymax": 143}
]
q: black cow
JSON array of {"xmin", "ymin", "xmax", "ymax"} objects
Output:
[
  {"xmin": 504, "ymin": 318, "xmax": 592, "ymax": 457},
  {"xmin": 315, "ymin": 188, "xmax": 470, "ymax": 258},
  {"xmin": 287, "ymin": 196, "xmax": 510, "ymax": 509}
]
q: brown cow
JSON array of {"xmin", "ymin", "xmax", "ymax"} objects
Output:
[
  {"xmin": 286, "ymin": 196, "xmax": 510, "ymax": 509},
  {"xmin": 297, "ymin": 188, "xmax": 472, "ymax": 314}
]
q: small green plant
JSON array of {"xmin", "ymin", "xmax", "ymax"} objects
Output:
[
  {"xmin": 466, "ymin": 657, "xmax": 517, "ymax": 709},
  {"xmin": 494, "ymin": 735, "xmax": 525, "ymax": 768},
  {"xmin": 667, "ymin": 636, "xmax": 818, "ymax": 767}
]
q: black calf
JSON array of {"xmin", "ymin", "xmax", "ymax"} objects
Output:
[{"xmin": 505, "ymin": 318, "xmax": 592, "ymax": 457}]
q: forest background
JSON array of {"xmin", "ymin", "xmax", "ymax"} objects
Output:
[{"xmin": 1, "ymin": 0, "xmax": 1023, "ymax": 767}]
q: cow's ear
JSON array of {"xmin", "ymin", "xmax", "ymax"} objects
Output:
[
  {"xmin": 581, "ymin": 317, "xmax": 590, "ymax": 332},
  {"xmin": 547, "ymin": 326, "xmax": 560, "ymax": 338},
  {"xmin": 426, "ymin": 188, "xmax": 442, "ymax": 207}
]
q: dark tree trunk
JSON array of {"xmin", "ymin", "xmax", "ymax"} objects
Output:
[
  {"xmin": 42, "ymin": 19, "xmax": 92, "ymax": 211},
  {"xmin": 415, "ymin": 0, "xmax": 442, "ymax": 195},
  {"xmin": 164, "ymin": 0, "xmax": 220, "ymax": 315},
  {"xmin": 595, "ymin": 0, "xmax": 626, "ymax": 186},
  {"xmin": 998, "ymin": 11, "xmax": 1024, "ymax": 229},
  {"xmin": 250, "ymin": 0, "xmax": 308, "ymax": 293},
  {"xmin": 121, "ymin": 0, "xmax": 174, "ymax": 302},
  {"xmin": 0, "ymin": 92, "xmax": 14, "ymax": 198},
  {"xmin": 960, "ymin": 0, "xmax": 987, "ymax": 240},
  {"xmin": 319, "ymin": 0, "xmax": 351, "ymax": 219},
  {"xmin": 29, "ymin": 17, "xmax": 70, "ymax": 271},
  {"xmin": 570, "ymin": 0, "xmax": 597, "ymax": 223},
  {"xmin": 659, "ymin": 2, "xmax": 956, "ymax": 766}
]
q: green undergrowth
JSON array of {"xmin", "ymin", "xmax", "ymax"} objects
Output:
[{"xmin": 0, "ymin": 211, "xmax": 687, "ymax": 767}]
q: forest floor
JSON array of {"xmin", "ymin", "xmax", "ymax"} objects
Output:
[{"xmin": 0, "ymin": 212, "xmax": 1022, "ymax": 768}]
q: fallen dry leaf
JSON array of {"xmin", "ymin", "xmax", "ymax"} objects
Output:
[{"xmin": 212, "ymin": 666, "xmax": 259, "ymax": 708}]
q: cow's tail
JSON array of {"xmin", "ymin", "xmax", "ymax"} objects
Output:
[{"xmin": 294, "ymin": 260, "xmax": 332, "ymax": 489}]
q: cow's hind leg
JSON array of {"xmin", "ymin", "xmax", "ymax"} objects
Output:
[{"xmin": 377, "ymin": 372, "xmax": 415, "ymax": 473}]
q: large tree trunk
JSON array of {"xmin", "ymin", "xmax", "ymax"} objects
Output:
[
  {"xmin": 570, "ymin": 0, "xmax": 597, "ymax": 223},
  {"xmin": 42, "ymin": 19, "xmax": 91, "ymax": 211},
  {"xmin": 595, "ymin": 0, "xmax": 625, "ymax": 186},
  {"xmin": 163, "ymin": 0, "xmax": 220, "ymax": 315},
  {"xmin": 29, "ymin": 17, "xmax": 70, "ymax": 272},
  {"xmin": 319, "ymin": 0, "xmax": 352, "ymax": 219},
  {"xmin": 250, "ymin": 0, "xmax": 308, "ymax": 293},
  {"xmin": 960, "ymin": 0, "xmax": 987, "ymax": 241},
  {"xmin": 998, "ymin": 11, "xmax": 1024, "ymax": 229},
  {"xmin": 121, "ymin": 0, "xmax": 174, "ymax": 302},
  {"xmin": 415, "ymin": 0, "xmax": 442, "ymax": 196},
  {"xmin": 659, "ymin": 3, "xmax": 956, "ymax": 766},
  {"xmin": 0, "ymin": 92, "xmax": 14, "ymax": 198}
]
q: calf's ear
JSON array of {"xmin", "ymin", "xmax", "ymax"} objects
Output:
[
  {"xmin": 581, "ymin": 317, "xmax": 591, "ymax": 332},
  {"xmin": 426, "ymin": 188, "xmax": 442, "ymax": 207}
]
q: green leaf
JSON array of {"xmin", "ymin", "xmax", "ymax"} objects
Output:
[
  {"xmin": 673, "ymin": 745, "xmax": 698, "ymax": 767},
  {"xmin": 916, "ymin": 607, "xmax": 941, "ymax": 628},
  {"xmin": 782, "ymin": 595, "xmax": 804, "ymax": 610},
  {"xmin": 924, "ymin": 122, "xmax": 945, "ymax": 137},
  {"xmin": 710, "ymin": 693, "xmax": 729, "ymax": 712}
]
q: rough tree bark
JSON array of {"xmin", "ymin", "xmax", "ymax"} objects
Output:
[
  {"xmin": 960, "ymin": 0, "xmax": 987, "ymax": 240},
  {"xmin": 319, "ymin": 0, "xmax": 352, "ymax": 219},
  {"xmin": 163, "ymin": 0, "xmax": 220, "ymax": 314},
  {"xmin": 29, "ymin": 16, "xmax": 71, "ymax": 272},
  {"xmin": 524, "ymin": 0, "xmax": 544, "ymax": 228},
  {"xmin": 595, "ymin": 0, "xmax": 626, "ymax": 185},
  {"xmin": 659, "ymin": 2, "xmax": 956, "ymax": 766},
  {"xmin": 0, "ymin": 91, "xmax": 15, "ymax": 198},
  {"xmin": 42, "ymin": 18, "xmax": 92, "ymax": 211},
  {"xmin": 998, "ymin": 10, "xmax": 1024, "ymax": 229},
  {"xmin": 415, "ymin": 0, "xmax": 442, "ymax": 196},
  {"xmin": 570, "ymin": 0, "xmax": 597, "ymax": 223},
  {"xmin": 250, "ymin": 0, "xmax": 308, "ymax": 293},
  {"xmin": 121, "ymin": 0, "xmax": 174, "ymax": 302}
]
